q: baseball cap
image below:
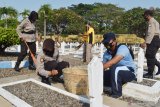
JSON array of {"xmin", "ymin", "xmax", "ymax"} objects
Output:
[{"xmin": 102, "ymin": 32, "xmax": 116, "ymax": 44}]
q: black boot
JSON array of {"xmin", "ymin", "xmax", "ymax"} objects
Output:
[
  {"xmin": 41, "ymin": 76, "xmax": 51, "ymax": 85},
  {"xmin": 14, "ymin": 62, "xmax": 20, "ymax": 72},
  {"xmin": 29, "ymin": 60, "xmax": 36, "ymax": 70},
  {"xmin": 143, "ymin": 73, "xmax": 153, "ymax": 79},
  {"xmin": 156, "ymin": 70, "xmax": 160, "ymax": 75},
  {"xmin": 155, "ymin": 61, "xmax": 160, "ymax": 75},
  {"xmin": 156, "ymin": 71, "xmax": 160, "ymax": 75},
  {"xmin": 52, "ymin": 76, "xmax": 64, "ymax": 83}
]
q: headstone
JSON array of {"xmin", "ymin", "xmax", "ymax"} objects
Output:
[
  {"xmin": 88, "ymin": 56, "xmax": 103, "ymax": 107},
  {"xmin": 100, "ymin": 44, "xmax": 104, "ymax": 59},
  {"xmin": 137, "ymin": 48, "xmax": 144, "ymax": 82},
  {"xmin": 17, "ymin": 45, "xmax": 21, "ymax": 52},
  {"xmin": 154, "ymin": 53, "xmax": 160, "ymax": 74},
  {"xmin": 61, "ymin": 41, "xmax": 65, "ymax": 54}
]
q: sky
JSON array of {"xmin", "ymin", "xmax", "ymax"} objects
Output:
[{"xmin": 0, "ymin": 0, "xmax": 160, "ymax": 12}]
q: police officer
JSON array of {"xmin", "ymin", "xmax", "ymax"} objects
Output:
[
  {"xmin": 14, "ymin": 11, "xmax": 39, "ymax": 72},
  {"xmin": 141, "ymin": 10, "xmax": 160, "ymax": 78},
  {"xmin": 36, "ymin": 39, "xmax": 58, "ymax": 85},
  {"xmin": 37, "ymin": 39, "xmax": 69, "ymax": 85}
]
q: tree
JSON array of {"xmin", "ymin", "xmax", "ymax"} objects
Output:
[
  {"xmin": 0, "ymin": 7, "xmax": 18, "ymax": 28},
  {"xmin": 51, "ymin": 8, "xmax": 85, "ymax": 35},
  {"xmin": 37, "ymin": 4, "xmax": 53, "ymax": 36},
  {"xmin": 37, "ymin": 6, "xmax": 85, "ymax": 35},
  {"xmin": 154, "ymin": 8, "xmax": 160, "ymax": 23},
  {"xmin": 68, "ymin": 3, "xmax": 95, "ymax": 16},
  {"xmin": 0, "ymin": 27, "xmax": 19, "ymax": 52},
  {"xmin": 69, "ymin": 3, "xmax": 125, "ymax": 34},
  {"xmin": 20, "ymin": 9, "xmax": 30, "ymax": 19},
  {"xmin": 117, "ymin": 7, "xmax": 146, "ymax": 37}
]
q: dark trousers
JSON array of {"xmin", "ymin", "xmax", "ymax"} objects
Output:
[
  {"xmin": 104, "ymin": 65, "xmax": 136, "ymax": 96},
  {"xmin": 145, "ymin": 36, "xmax": 160, "ymax": 75},
  {"xmin": 83, "ymin": 42, "xmax": 92, "ymax": 63},
  {"xmin": 16, "ymin": 41, "xmax": 36, "ymax": 66},
  {"xmin": 40, "ymin": 60, "xmax": 69, "ymax": 85}
]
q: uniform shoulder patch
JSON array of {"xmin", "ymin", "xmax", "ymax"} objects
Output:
[{"xmin": 40, "ymin": 56, "xmax": 45, "ymax": 63}]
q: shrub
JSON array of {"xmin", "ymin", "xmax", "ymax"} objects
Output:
[{"xmin": 0, "ymin": 27, "xmax": 20, "ymax": 52}]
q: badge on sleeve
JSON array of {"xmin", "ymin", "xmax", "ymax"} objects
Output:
[{"xmin": 40, "ymin": 56, "xmax": 44, "ymax": 63}]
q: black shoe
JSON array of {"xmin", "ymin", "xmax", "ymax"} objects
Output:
[
  {"xmin": 41, "ymin": 78, "xmax": 51, "ymax": 85},
  {"xmin": 110, "ymin": 94, "xmax": 121, "ymax": 98},
  {"xmin": 14, "ymin": 67, "xmax": 20, "ymax": 72},
  {"xmin": 143, "ymin": 73, "xmax": 153, "ymax": 79},
  {"xmin": 14, "ymin": 62, "xmax": 21, "ymax": 72},
  {"xmin": 103, "ymin": 87, "xmax": 112, "ymax": 95},
  {"xmin": 52, "ymin": 76, "xmax": 64, "ymax": 83},
  {"xmin": 156, "ymin": 71, "xmax": 160, "ymax": 75},
  {"xmin": 29, "ymin": 65, "xmax": 36, "ymax": 70}
]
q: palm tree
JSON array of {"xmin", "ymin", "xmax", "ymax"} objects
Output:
[
  {"xmin": 0, "ymin": 6, "xmax": 18, "ymax": 28},
  {"xmin": 20, "ymin": 9, "xmax": 30, "ymax": 19},
  {"xmin": 38, "ymin": 4, "xmax": 53, "ymax": 39}
]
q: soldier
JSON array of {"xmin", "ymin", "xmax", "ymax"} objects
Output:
[{"xmin": 14, "ymin": 11, "xmax": 39, "ymax": 72}]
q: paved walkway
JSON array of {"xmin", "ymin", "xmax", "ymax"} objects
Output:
[{"xmin": 0, "ymin": 73, "xmax": 142, "ymax": 107}]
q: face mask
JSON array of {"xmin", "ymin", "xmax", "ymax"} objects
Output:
[
  {"xmin": 143, "ymin": 15, "xmax": 149, "ymax": 21},
  {"xmin": 104, "ymin": 42, "xmax": 113, "ymax": 50},
  {"xmin": 43, "ymin": 49, "xmax": 54, "ymax": 57}
]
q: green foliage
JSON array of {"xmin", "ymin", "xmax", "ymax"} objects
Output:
[
  {"xmin": 154, "ymin": 8, "xmax": 160, "ymax": 23},
  {"xmin": 0, "ymin": 27, "xmax": 19, "ymax": 52},
  {"xmin": 117, "ymin": 7, "xmax": 146, "ymax": 37},
  {"xmin": 37, "ymin": 4, "xmax": 55, "ymax": 35},
  {"xmin": 0, "ymin": 6, "xmax": 18, "ymax": 28},
  {"xmin": 0, "ymin": 18, "xmax": 19, "ymax": 28},
  {"xmin": 68, "ymin": 3, "xmax": 95, "ymax": 16},
  {"xmin": 0, "ymin": 6, "xmax": 18, "ymax": 19},
  {"xmin": 20, "ymin": 9, "xmax": 30, "ymax": 19},
  {"xmin": 37, "ymin": 6, "xmax": 85, "ymax": 35},
  {"xmin": 36, "ymin": 3, "xmax": 160, "ymax": 36},
  {"xmin": 69, "ymin": 3, "xmax": 125, "ymax": 34}
]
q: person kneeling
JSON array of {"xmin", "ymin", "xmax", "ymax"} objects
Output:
[
  {"xmin": 102, "ymin": 33, "xmax": 136, "ymax": 98},
  {"xmin": 36, "ymin": 39, "xmax": 69, "ymax": 85}
]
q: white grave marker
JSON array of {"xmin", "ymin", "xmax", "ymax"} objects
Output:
[
  {"xmin": 88, "ymin": 56, "xmax": 103, "ymax": 107},
  {"xmin": 137, "ymin": 48, "xmax": 144, "ymax": 82}
]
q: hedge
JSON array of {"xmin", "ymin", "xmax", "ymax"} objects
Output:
[{"xmin": 0, "ymin": 27, "xmax": 20, "ymax": 52}]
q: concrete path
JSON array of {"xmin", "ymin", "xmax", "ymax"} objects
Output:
[
  {"xmin": 0, "ymin": 73, "xmax": 142, "ymax": 107},
  {"xmin": 0, "ymin": 96, "xmax": 14, "ymax": 107}
]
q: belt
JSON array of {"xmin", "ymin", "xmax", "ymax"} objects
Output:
[
  {"xmin": 154, "ymin": 35, "xmax": 159, "ymax": 36},
  {"xmin": 21, "ymin": 31, "xmax": 35, "ymax": 34}
]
